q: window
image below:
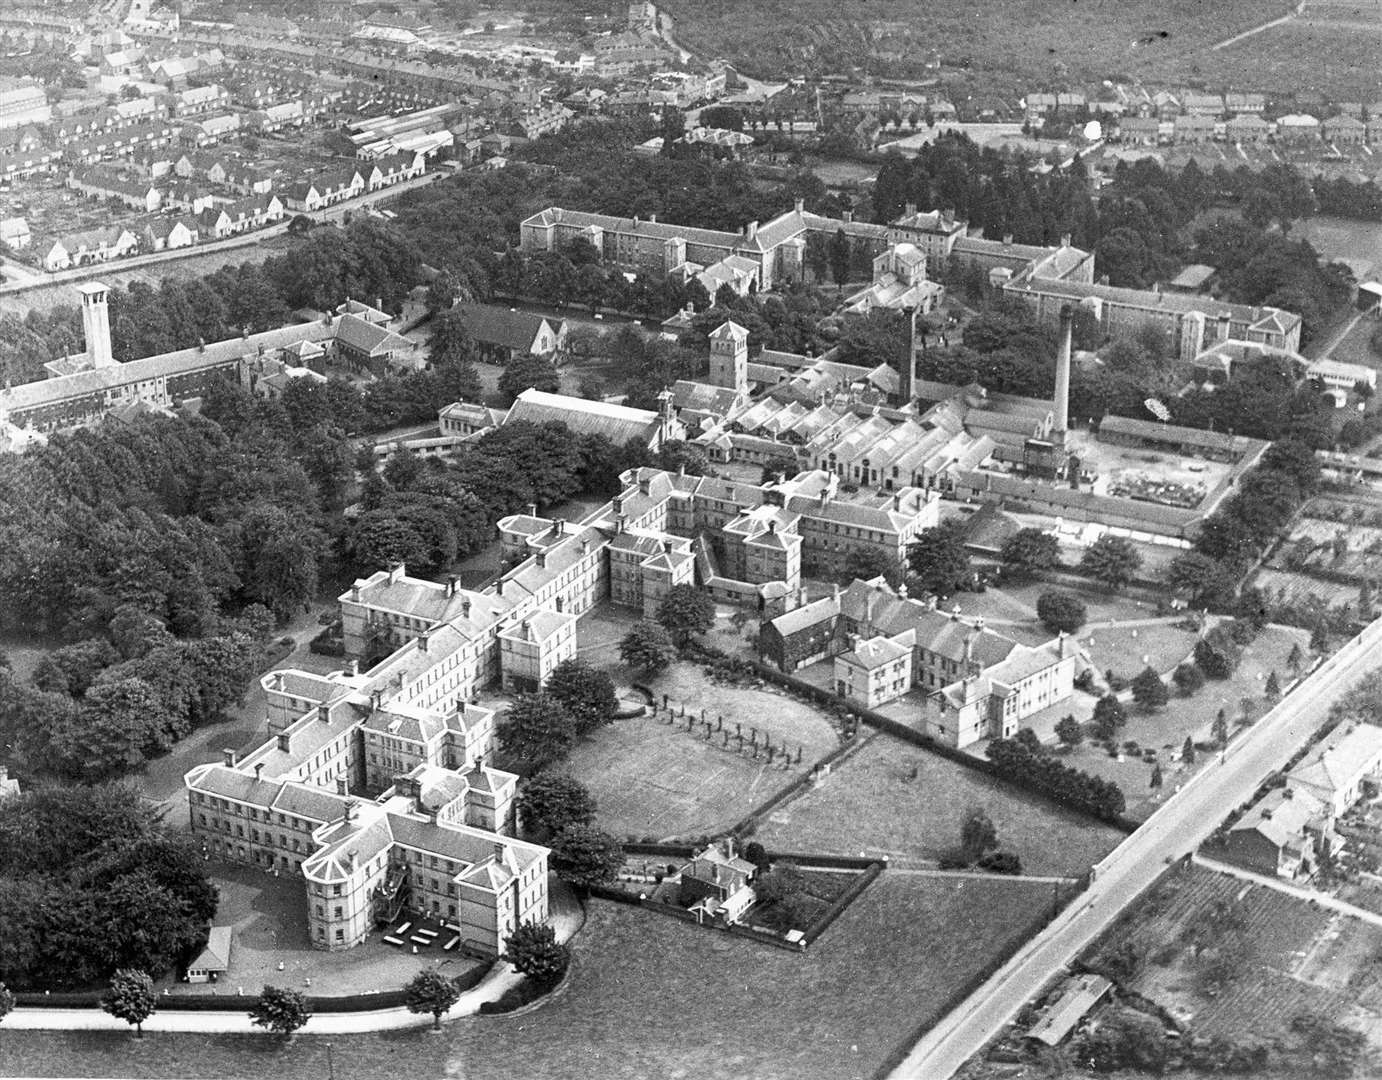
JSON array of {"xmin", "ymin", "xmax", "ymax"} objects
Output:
[
  {"xmin": 335, "ymin": 929, "xmax": 344, "ymax": 943},
  {"xmin": 333, "ymin": 884, "xmax": 342, "ymax": 897}
]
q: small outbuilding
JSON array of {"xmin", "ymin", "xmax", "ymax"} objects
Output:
[{"xmin": 187, "ymin": 925, "xmax": 233, "ymax": 983}]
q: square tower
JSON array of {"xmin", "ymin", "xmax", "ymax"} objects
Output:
[
  {"xmin": 708, "ymin": 319, "xmax": 749, "ymax": 395},
  {"xmin": 77, "ymin": 282, "xmax": 114, "ymax": 368}
]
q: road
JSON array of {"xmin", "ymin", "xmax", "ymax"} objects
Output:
[{"xmin": 890, "ymin": 616, "xmax": 1382, "ymax": 1080}]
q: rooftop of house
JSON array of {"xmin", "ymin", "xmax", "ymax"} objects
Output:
[
  {"xmin": 453, "ymin": 302, "xmax": 556, "ymax": 352},
  {"xmin": 1230, "ymin": 785, "xmax": 1331, "ymax": 850},
  {"xmin": 840, "ymin": 630, "xmax": 915, "ymax": 671},
  {"xmin": 1288, "ymin": 723, "xmax": 1382, "ymax": 798}
]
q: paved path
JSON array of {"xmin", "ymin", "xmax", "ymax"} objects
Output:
[
  {"xmin": 1194, "ymin": 852, "xmax": 1382, "ymax": 929},
  {"xmin": 1310, "ymin": 308, "xmax": 1365, "ymax": 362},
  {"xmin": 889, "ymin": 616, "xmax": 1382, "ymax": 1080},
  {"xmin": 1211, "ymin": 0, "xmax": 1304, "ymax": 49},
  {"xmin": 4, "ymin": 880, "xmax": 585, "ymax": 1035}
]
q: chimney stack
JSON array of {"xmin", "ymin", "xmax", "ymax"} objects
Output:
[
  {"xmin": 794, "ymin": 197, "xmax": 804, "ymax": 213},
  {"xmin": 904, "ymin": 201, "xmax": 917, "ymax": 218},
  {"xmin": 1054, "ymin": 304, "xmax": 1073, "ymax": 437},
  {"xmin": 527, "ymin": 502, "xmax": 538, "ymax": 517},
  {"xmin": 221, "ymin": 748, "xmax": 237, "ymax": 767},
  {"xmin": 254, "ymin": 763, "xmax": 264, "ymax": 781}
]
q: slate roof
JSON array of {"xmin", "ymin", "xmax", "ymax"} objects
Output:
[
  {"xmin": 1288, "ymin": 724, "xmax": 1382, "ymax": 802},
  {"xmin": 506, "ymin": 389, "xmax": 662, "ymax": 447},
  {"xmin": 453, "ymin": 302, "xmax": 553, "ymax": 353}
]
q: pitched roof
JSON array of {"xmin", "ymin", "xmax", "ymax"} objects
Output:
[
  {"xmin": 506, "ymin": 389, "xmax": 662, "ymax": 446},
  {"xmin": 453, "ymin": 302, "xmax": 553, "ymax": 352},
  {"xmin": 1288, "ymin": 723, "xmax": 1382, "ymax": 800},
  {"xmin": 189, "ymin": 925, "xmax": 233, "ymax": 972},
  {"xmin": 334, "ymin": 313, "xmax": 413, "ymax": 357}
]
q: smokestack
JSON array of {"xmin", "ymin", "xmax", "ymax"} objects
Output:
[
  {"xmin": 902, "ymin": 306, "xmax": 918, "ymax": 405},
  {"xmin": 1054, "ymin": 305, "xmax": 1073, "ymax": 436}
]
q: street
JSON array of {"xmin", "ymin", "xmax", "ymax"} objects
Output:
[{"xmin": 890, "ymin": 616, "xmax": 1382, "ymax": 1079}]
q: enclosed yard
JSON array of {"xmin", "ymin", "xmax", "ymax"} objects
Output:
[
  {"xmin": 753, "ymin": 733, "xmax": 1123, "ymax": 876},
  {"xmin": 562, "ymin": 658, "xmax": 840, "ymax": 841},
  {"xmin": 0, "ymin": 874, "xmax": 1064, "ymax": 1080}
]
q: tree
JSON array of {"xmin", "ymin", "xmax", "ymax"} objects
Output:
[
  {"xmin": 1130, "ymin": 666, "xmax": 1169, "ymax": 711},
  {"xmin": 656, "ymin": 584, "xmax": 715, "ymax": 646},
  {"xmin": 1000, "ymin": 528, "xmax": 1060, "ymax": 579},
  {"xmin": 1091, "ymin": 694, "xmax": 1126, "ymax": 741},
  {"xmin": 1079, "ymin": 535, "xmax": 1142, "ymax": 591},
  {"xmin": 501, "ymin": 921, "xmax": 570, "ymax": 986},
  {"xmin": 404, "ymin": 968, "xmax": 461, "ymax": 1030},
  {"xmin": 960, "ymin": 809, "xmax": 999, "ymax": 863},
  {"xmin": 1055, "ymin": 714, "xmax": 1084, "ymax": 748},
  {"xmin": 0, "ymin": 982, "xmax": 12, "ymax": 1023},
  {"xmin": 743, "ymin": 841, "xmax": 771, "ymax": 873},
  {"xmin": 1310, "ymin": 622, "xmax": 1331, "ymax": 654},
  {"xmin": 842, "ymin": 546, "xmax": 897, "ymax": 584},
  {"xmin": 1036, "ymin": 590, "xmax": 1087, "ymax": 634},
  {"xmin": 496, "ymin": 694, "xmax": 576, "ymax": 771},
  {"xmin": 497, "ymin": 354, "xmax": 560, "ymax": 405},
  {"xmin": 828, "ymin": 228, "xmax": 851, "ymax": 285},
  {"xmin": 618, "ymin": 620, "xmax": 677, "ymax": 674},
  {"xmin": 907, "ymin": 521, "xmax": 973, "ymax": 598},
  {"xmin": 1266, "ymin": 670, "xmax": 1282, "ymax": 700},
  {"xmin": 101, "ymin": 968, "xmax": 156, "ymax": 1038},
  {"xmin": 543, "ymin": 659, "xmax": 617, "ymax": 736},
  {"xmin": 1173, "ymin": 662, "xmax": 1206, "ymax": 696},
  {"xmin": 1213, "ymin": 708, "xmax": 1229, "ymax": 749},
  {"xmin": 517, "ymin": 774, "xmax": 595, "ymax": 840},
  {"xmin": 1150, "ymin": 763, "xmax": 1163, "ymax": 790},
  {"xmin": 1288, "ymin": 641, "xmax": 1305, "ymax": 675},
  {"xmin": 548, "ymin": 824, "xmax": 623, "ymax": 890},
  {"xmin": 249, "ymin": 986, "xmax": 311, "ymax": 1040},
  {"xmin": 1182, "ymin": 736, "xmax": 1196, "ymax": 765}
]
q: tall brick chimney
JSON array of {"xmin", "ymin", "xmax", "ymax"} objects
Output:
[{"xmin": 1054, "ymin": 304, "xmax": 1073, "ymax": 437}]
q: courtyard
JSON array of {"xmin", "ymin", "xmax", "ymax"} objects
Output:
[
  {"xmin": 166, "ymin": 862, "xmax": 489, "ymax": 999},
  {"xmin": 562, "ymin": 657, "xmax": 841, "ymax": 841},
  {"xmin": 1064, "ymin": 428, "xmax": 1235, "ymax": 506}
]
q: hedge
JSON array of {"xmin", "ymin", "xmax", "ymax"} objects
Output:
[
  {"xmin": 801, "ymin": 861, "xmax": 883, "ymax": 946},
  {"xmin": 14, "ymin": 962, "xmax": 493, "ymax": 1013}
]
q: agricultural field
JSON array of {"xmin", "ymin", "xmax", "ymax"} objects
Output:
[
  {"xmin": 1201, "ymin": 13, "xmax": 1382, "ymax": 101},
  {"xmin": 1086, "ymin": 862, "xmax": 1382, "ymax": 1043},
  {"xmin": 753, "ymin": 732, "xmax": 1124, "ymax": 876},
  {"xmin": 0, "ymin": 875, "xmax": 1063, "ymax": 1080},
  {"xmin": 663, "ymin": 0, "xmax": 1293, "ymax": 86}
]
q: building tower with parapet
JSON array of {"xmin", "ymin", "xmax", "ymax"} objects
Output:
[
  {"xmin": 77, "ymin": 282, "xmax": 114, "ymax": 369},
  {"xmin": 708, "ymin": 319, "xmax": 749, "ymax": 395}
]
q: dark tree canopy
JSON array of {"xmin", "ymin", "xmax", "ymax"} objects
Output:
[
  {"xmin": 544, "ymin": 659, "xmax": 618, "ymax": 736},
  {"xmin": 1037, "ymin": 590, "xmax": 1087, "ymax": 634},
  {"xmin": 656, "ymin": 584, "xmax": 716, "ymax": 646},
  {"xmin": 907, "ymin": 520, "xmax": 973, "ymax": 598}
]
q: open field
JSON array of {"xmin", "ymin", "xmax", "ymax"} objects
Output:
[
  {"xmin": 1206, "ymin": 18, "xmax": 1382, "ymax": 101},
  {"xmin": 0, "ymin": 875, "xmax": 1063, "ymax": 1080},
  {"xmin": 1299, "ymin": 216, "xmax": 1382, "ymax": 284},
  {"xmin": 1087, "ymin": 862, "xmax": 1382, "ymax": 1039},
  {"xmin": 754, "ymin": 733, "xmax": 1123, "ymax": 875},
  {"xmin": 663, "ymin": 0, "xmax": 1294, "ymax": 86}
]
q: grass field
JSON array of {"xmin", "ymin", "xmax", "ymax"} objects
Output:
[
  {"xmin": 0, "ymin": 876, "xmax": 1061, "ymax": 1080},
  {"xmin": 664, "ymin": 0, "xmax": 1293, "ymax": 86},
  {"xmin": 562, "ymin": 658, "xmax": 841, "ymax": 840},
  {"xmin": 753, "ymin": 733, "xmax": 1123, "ymax": 876}
]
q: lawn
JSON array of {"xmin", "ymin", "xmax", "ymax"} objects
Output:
[
  {"xmin": 1062, "ymin": 624, "xmax": 1312, "ymax": 820},
  {"xmin": 0, "ymin": 875, "xmax": 1062, "ymax": 1080},
  {"xmin": 753, "ymin": 733, "xmax": 1123, "ymax": 876}
]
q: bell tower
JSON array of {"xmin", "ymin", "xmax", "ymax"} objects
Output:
[{"xmin": 707, "ymin": 320, "xmax": 749, "ymax": 395}]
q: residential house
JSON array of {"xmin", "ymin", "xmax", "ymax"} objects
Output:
[
  {"xmin": 170, "ymin": 84, "xmax": 229, "ymax": 117},
  {"xmin": 68, "ymin": 167, "xmax": 161, "ymax": 212},
  {"xmin": 1117, "ymin": 116, "xmax": 1161, "ymax": 146},
  {"xmin": 1325, "ymin": 114, "xmax": 1367, "ymax": 144},
  {"xmin": 1224, "ymin": 92, "xmax": 1266, "ymax": 115},
  {"xmin": 1276, "ymin": 114, "xmax": 1321, "ymax": 141},
  {"xmin": 1219, "ymin": 787, "xmax": 1335, "ymax": 881},
  {"xmin": 1226, "ymin": 114, "xmax": 1269, "ymax": 143},
  {"xmin": 677, "ymin": 840, "xmax": 757, "ymax": 923},
  {"xmin": 40, "ymin": 226, "xmax": 139, "ymax": 270},
  {"xmin": 333, "ymin": 312, "xmax": 421, "ymax": 373},
  {"xmin": 182, "ymin": 113, "xmax": 241, "ymax": 147},
  {"xmin": 138, "ymin": 215, "xmax": 197, "ymax": 251},
  {"xmin": 1181, "ymin": 92, "xmax": 1225, "ymax": 117},
  {"xmin": 834, "ymin": 629, "xmax": 915, "ymax": 709},
  {"xmin": 1172, "ymin": 114, "xmax": 1215, "ymax": 144},
  {"xmin": 1286, "ymin": 723, "xmax": 1382, "ymax": 816}
]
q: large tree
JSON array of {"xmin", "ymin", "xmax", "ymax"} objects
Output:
[
  {"xmin": 404, "ymin": 968, "xmax": 461, "ymax": 1031},
  {"xmin": 496, "ymin": 694, "xmax": 576, "ymax": 771},
  {"xmin": 1000, "ymin": 528, "xmax": 1060, "ymax": 580},
  {"xmin": 618, "ymin": 620, "xmax": 677, "ymax": 675},
  {"xmin": 517, "ymin": 774, "xmax": 596, "ymax": 841},
  {"xmin": 1079, "ymin": 535, "xmax": 1142, "ymax": 591},
  {"xmin": 501, "ymin": 921, "xmax": 570, "ymax": 986},
  {"xmin": 101, "ymin": 968, "xmax": 157, "ymax": 1038},
  {"xmin": 1130, "ymin": 666, "xmax": 1169, "ymax": 711},
  {"xmin": 1091, "ymin": 694, "xmax": 1126, "ymax": 741},
  {"xmin": 543, "ymin": 659, "xmax": 618, "ymax": 736},
  {"xmin": 249, "ymin": 986, "xmax": 312, "ymax": 1041},
  {"xmin": 548, "ymin": 824, "xmax": 623, "ymax": 890},
  {"xmin": 960, "ymin": 809, "xmax": 999, "ymax": 863},
  {"xmin": 906, "ymin": 521, "xmax": 973, "ymax": 598},
  {"xmin": 1037, "ymin": 590, "xmax": 1087, "ymax": 634},
  {"xmin": 656, "ymin": 584, "xmax": 716, "ymax": 647}
]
